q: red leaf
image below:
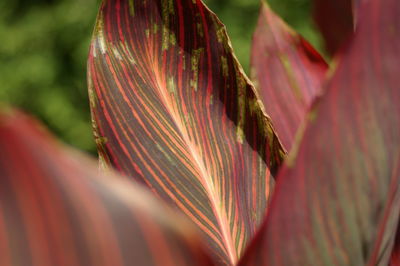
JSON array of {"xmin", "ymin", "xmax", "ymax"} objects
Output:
[
  {"xmin": 313, "ymin": 0, "xmax": 354, "ymax": 55},
  {"xmin": 352, "ymin": 0, "xmax": 364, "ymax": 24},
  {"xmin": 87, "ymin": 0, "xmax": 285, "ymax": 264},
  {"xmin": 251, "ymin": 2, "xmax": 328, "ymax": 150},
  {"xmin": 0, "ymin": 109, "xmax": 213, "ymax": 266},
  {"xmin": 390, "ymin": 224, "xmax": 400, "ymax": 265},
  {"xmin": 240, "ymin": 0, "xmax": 400, "ymax": 264}
]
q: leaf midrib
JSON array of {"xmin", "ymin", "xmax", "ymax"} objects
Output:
[{"xmin": 154, "ymin": 68, "xmax": 237, "ymax": 265}]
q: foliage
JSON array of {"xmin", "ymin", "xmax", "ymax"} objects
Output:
[
  {"xmin": 0, "ymin": 0, "xmax": 99, "ymax": 152},
  {"xmin": 1, "ymin": 0, "xmax": 399, "ymax": 265}
]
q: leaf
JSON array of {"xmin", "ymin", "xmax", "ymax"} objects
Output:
[
  {"xmin": 0, "ymin": 109, "xmax": 213, "ymax": 266},
  {"xmin": 390, "ymin": 224, "xmax": 400, "ymax": 265},
  {"xmin": 352, "ymin": 0, "xmax": 366, "ymax": 25},
  {"xmin": 313, "ymin": 0, "xmax": 354, "ymax": 55},
  {"xmin": 251, "ymin": 1, "xmax": 328, "ymax": 150},
  {"xmin": 240, "ymin": 0, "xmax": 400, "ymax": 264},
  {"xmin": 87, "ymin": 0, "xmax": 285, "ymax": 264}
]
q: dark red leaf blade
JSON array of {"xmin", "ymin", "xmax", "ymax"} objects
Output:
[
  {"xmin": 240, "ymin": 0, "xmax": 400, "ymax": 264},
  {"xmin": 313, "ymin": 0, "xmax": 354, "ymax": 55},
  {"xmin": 390, "ymin": 224, "xmax": 400, "ymax": 265},
  {"xmin": 251, "ymin": 1, "xmax": 328, "ymax": 150},
  {"xmin": 0, "ymin": 109, "xmax": 213, "ymax": 266},
  {"xmin": 87, "ymin": 0, "xmax": 285, "ymax": 264}
]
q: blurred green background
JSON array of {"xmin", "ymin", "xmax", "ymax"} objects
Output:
[{"xmin": 0, "ymin": 0, "xmax": 323, "ymax": 154}]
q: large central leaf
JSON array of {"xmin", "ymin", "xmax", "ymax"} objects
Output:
[{"xmin": 88, "ymin": 0, "xmax": 285, "ymax": 264}]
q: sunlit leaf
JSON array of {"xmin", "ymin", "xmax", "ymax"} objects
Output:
[
  {"xmin": 240, "ymin": 0, "xmax": 400, "ymax": 264},
  {"xmin": 251, "ymin": 1, "xmax": 328, "ymax": 150},
  {"xmin": 0, "ymin": 109, "xmax": 213, "ymax": 266},
  {"xmin": 87, "ymin": 0, "xmax": 285, "ymax": 264}
]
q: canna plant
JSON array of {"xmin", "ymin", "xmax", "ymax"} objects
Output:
[{"xmin": 0, "ymin": 0, "xmax": 399, "ymax": 265}]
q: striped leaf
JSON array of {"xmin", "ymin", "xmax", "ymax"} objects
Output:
[
  {"xmin": 88, "ymin": 0, "xmax": 284, "ymax": 264},
  {"xmin": 313, "ymin": 0, "xmax": 354, "ymax": 54},
  {"xmin": 240, "ymin": 0, "xmax": 400, "ymax": 264},
  {"xmin": 0, "ymin": 109, "xmax": 213, "ymax": 266},
  {"xmin": 251, "ymin": 1, "xmax": 328, "ymax": 150},
  {"xmin": 87, "ymin": 0, "xmax": 285, "ymax": 264}
]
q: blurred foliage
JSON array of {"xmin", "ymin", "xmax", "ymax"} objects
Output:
[
  {"xmin": 0, "ymin": 0, "xmax": 322, "ymax": 154},
  {"xmin": 0, "ymin": 0, "xmax": 100, "ymax": 153}
]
